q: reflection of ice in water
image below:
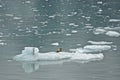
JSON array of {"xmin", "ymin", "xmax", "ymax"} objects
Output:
[
  {"xmin": 21, "ymin": 55, "xmax": 103, "ymax": 73},
  {"xmin": 22, "ymin": 62, "xmax": 39, "ymax": 73},
  {"xmin": 21, "ymin": 60, "xmax": 70, "ymax": 73}
]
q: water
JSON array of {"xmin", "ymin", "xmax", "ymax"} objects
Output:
[{"xmin": 0, "ymin": 0, "xmax": 120, "ymax": 80}]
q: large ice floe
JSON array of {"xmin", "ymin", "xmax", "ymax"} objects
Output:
[{"xmin": 13, "ymin": 47, "xmax": 104, "ymax": 62}]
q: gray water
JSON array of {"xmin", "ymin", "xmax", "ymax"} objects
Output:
[{"xmin": 0, "ymin": 0, "xmax": 120, "ymax": 80}]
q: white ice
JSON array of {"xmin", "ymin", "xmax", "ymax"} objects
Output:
[
  {"xmin": 93, "ymin": 27, "xmax": 120, "ymax": 37},
  {"xmin": 93, "ymin": 28, "xmax": 106, "ymax": 35},
  {"xmin": 88, "ymin": 40, "xmax": 113, "ymax": 45},
  {"xmin": 71, "ymin": 53, "xmax": 103, "ymax": 61},
  {"xmin": 13, "ymin": 47, "xmax": 104, "ymax": 62},
  {"xmin": 109, "ymin": 19, "xmax": 120, "ymax": 22},
  {"xmin": 83, "ymin": 45, "xmax": 111, "ymax": 52},
  {"xmin": 13, "ymin": 17, "xmax": 21, "ymax": 20},
  {"xmin": 105, "ymin": 31, "xmax": 120, "ymax": 37},
  {"xmin": 70, "ymin": 44, "xmax": 111, "ymax": 53},
  {"xmin": 65, "ymin": 34, "xmax": 72, "ymax": 36},
  {"xmin": 71, "ymin": 30, "xmax": 78, "ymax": 33},
  {"xmin": 51, "ymin": 42, "xmax": 59, "ymax": 46}
]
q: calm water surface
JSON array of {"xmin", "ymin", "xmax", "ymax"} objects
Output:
[{"xmin": 0, "ymin": 0, "xmax": 120, "ymax": 80}]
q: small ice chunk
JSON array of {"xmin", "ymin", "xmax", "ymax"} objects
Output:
[
  {"xmin": 0, "ymin": 5, "xmax": 2, "ymax": 8},
  {"xmin": 88, "ymin": 41, "xmax": 113, "ymax": 45},
  {"xmin": 40, "ymin": 21, "xmax": 48, "ymax": 25},
  {"xmin": 109, "ymin": 19, "xmax": 120, "ymax": 22},
  {"xmin": 49, "ymin": 15, "xmax": 56, "ymax": 18},
  {"xmin": 93, "ymin": 28, "xmax": 106, "ymax": 35},
  {"xmin": 69, "ymin": 23, "xmax": 75, "ymax": 26},
  {"xmin": 104, "ymin": 27, "xmax": 120, "ymax": 30},
  {"xmin": 32, "ymin": 26, "xmax": 38, "ymax": 29},
  {"xmin": 71, "ymin": 30, "xmax": 77, "ymax": 33},
  {"xmin": 13, "ymin": 17, "xmax": 21, "ymax": 20},
  {"xmin": 5, "ymin": 14, "xmax": 14, "ymax": 17},
  {"xmin": 51, "ymin": 42, "xmax": 59, "ymax": 46},
  {"xmin": 85, "ymin": 24, "xmax": 93, "ymax": 29},
  {"xmin": 45, "ymin": 0, "xmax": 49, "ymax": 1},
  {"xmin": 69, "ymin": 23, "xmax": 79, "ymax": 27},
  {"xmin": 105, "ymin": 31, "xmax": 120, "ymax": 37},
  {"xmin": 65, "ymin": 34, "xmax": 71, "ymax": 36},
  {"xmin": 0, "ymin": 42, "xmax": 7, "ymax": 46},
  {"xmin": 76, "ymin": 44, "xmax": 81, "ymax": 46},
  {"xmin": 97, "ymin": 1, "xmax": 103, "ymax": 4},
  {"xmin": 25, "ymin": 1, "xmax": 31, "ymax": 3}
]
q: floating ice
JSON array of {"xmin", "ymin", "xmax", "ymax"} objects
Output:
[
  {"xmin": 93, "ymin": 28, "xmax": 106, "ymax": 35},
  {"xmin": 5, "ymin": 14, "xmax": 14, "ymax": 17},
  {"xmin": 13, "ymin": 17, "xmax": 21, "ymax": 20},
  {"xmin": 51, "ymin": 42, "xmax": 59, "ymax": 46},
  {"xmin": 105, "ymin": 31, "xmax": 120, "ymax": 37},
  {"xmin": 71, "ymin": 30, "xmax": 78, "ymax": 33},
  {"xmin": 32, "ymin": 26, "xmax": 38, "ymax": 29},
  {"xmin": 13, "ymin": 47, "xmax": 71, "ymax": 61},
  {"xmin": 45, "ymin": 0, "xmax": 49, "ymax": 1},
  {"xmin": 40, "ymin": 21, "xmax": 48, "ymax": 25},
  {"xmin": 83, "ymin": 45, "xmax": 111, "ymax": 52},
  {"xmin": 104, "ymin": 27, "xmax": 120, "ymax": 30},
  {"xmin": 88, "ymin": 41, "xmax": 113, "ymax": 45},
  {"xmin": 0, "ymin": 42, "xmax": 7, "ymax": 46},
  {"xmin": 25, "ymin": 1, "xmax": 31, "ymax": 3},
  {"xmin": 13, "ymin": 47, "xmax": 104, "ymax": 62},
  {"xmin": 49, "ymin": 15, "xmax": 56, "ymax": 19},
  {"xmin": 71, "ymin": 53, "xmax": 104, "ymax": 61},
  {"xmin": 70, "ymin": 44, "xmax": 111, "ymax": 53},
  {"xmin": 93, "ymin": 27, "xmax": 120, "ymax": 37},
  {"xmin": 69, "ymin": 23, "xmax": 79, "ymax": 27},
  {"xmin": 67, "ymin": 12, "xmax": 77, "ymax": 17},
  {"xmin": 97, "ymin": 1, "xmax": 103, "ymax": 4},
  {"xmin": 0, "ymin": 5, "xmax": 2, "ymax": 8},
  {"xmin": 65, "ymin": 34, "xmax": 72, "ymax": 36},
  {"xmin": 85, "ymin": 25, "xmax": 93, "ymax": 29},
  {"xmin": 109, "ymin": 19, "xmax": 120, "ymax": 22}
]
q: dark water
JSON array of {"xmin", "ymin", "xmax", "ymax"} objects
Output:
[{"xmin": 0, "ymin": 0, "xmax": 120, "ymax": 80}]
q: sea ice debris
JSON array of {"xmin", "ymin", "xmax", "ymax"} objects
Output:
[
  {"xmin": 105, "ymin": 31, "xmax": 120, "ymax": 37},
  {"xmin": 51, "ymin": 42, "xmax": 59, "ymax": 46},
  {"xmin": 88, "ymin": 41, "xmax": 113, "ymax": 45}
]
